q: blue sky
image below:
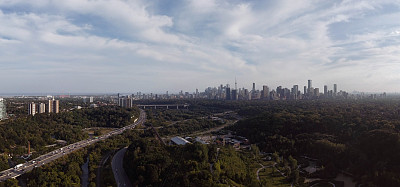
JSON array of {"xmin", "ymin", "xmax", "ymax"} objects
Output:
[{"xmin": 1, "ymin": 0, "xmax": 400, "ymax": 94}]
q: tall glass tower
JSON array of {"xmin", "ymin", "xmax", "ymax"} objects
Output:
[
  {"xmin": 0, "ymin": 98, "xmax": 6, "ymax": 120},
  {"xmin": 308, "ymin": 80, "xmax": 312, "ymax": 90}
]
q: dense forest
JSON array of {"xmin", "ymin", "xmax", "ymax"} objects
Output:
[
  {"xmin": 124, "ymin": 138, "xmax": 261, "ymax": 186},
  {"xmin": 139, "ymin": 99, "xmax": 400, "ymax": 186},
  {"xmin": 228, "ymin": 99, "xmax": 400, "ymax": 186}
]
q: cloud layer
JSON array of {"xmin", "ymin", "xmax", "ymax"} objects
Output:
[{"xmin": 1, "ymin": 0, "xmax": 400, "ymax": 93}]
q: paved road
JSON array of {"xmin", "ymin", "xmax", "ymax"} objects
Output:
[
  {"xmin": 0, "ymin": 109, "xmax": 146, "ymax": 182},
  {"xmin": 112, "ymin": 147, "xmax": 132, "ymax": 187}
]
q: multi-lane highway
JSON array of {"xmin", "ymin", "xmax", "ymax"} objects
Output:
[{"xmin": 0, "ymin": 109, "xmax": 146, "ymax": 182}]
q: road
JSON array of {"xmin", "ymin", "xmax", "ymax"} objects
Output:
[
  {"xmin": 0, "ymin": 109, "xmax": 146, "ymax": 182},
  {"xmin": 111, "ymin": 147, "xmax": 132, "ymax": 187}
]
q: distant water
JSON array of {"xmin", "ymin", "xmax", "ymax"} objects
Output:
[{"xmin": 81, "ymin": 157, "xmax": 89, "ymax": 187}]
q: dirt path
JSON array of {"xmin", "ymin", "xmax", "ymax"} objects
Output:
[
  {"xmin": 273, "ymin": 163, "xmax": 286, "ymax": 177},
  {"xmin": 256, "ymin": 163, "xmax": 267, "ymax": 181}
]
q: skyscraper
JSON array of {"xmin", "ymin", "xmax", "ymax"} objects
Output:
[
  {"xmin": 29, "ymin": 102, "xmax": 36, "ymax": 116},
  {"xmin": 38, "ymin": 103, "xmax": 46, "ymax": 114},
  {"xmin": 314, "ymin": 88, "xmax": 320, "ymax": 96},
  {"xmin": 0, "ymin": 98, "xmax": 6, "ymax": 120},
  {"xmin": 308, "ymin": 80, "xmax": 312, "ymax": 94},
  {"xmin": 118, "ymin": 97, "xmax": 133, "ymax": 108},
  {"xmin": 304, "ymin": 86, "xmax": 307, "ymax": 95},
  {"xmin": 46, "ymin": 100, "xmax": 53, "ymax": 113},
  {"xmin": 252, "ymin": 83, "xmax": 256, "ymax": 92},
  {"xmin": 226, "ymin": 87, "xmax": 231, "ymax": 100},
  {"xmin": 244, "ymin": 89, "xmax": 249, "ymax": 100},
  {"xmin": 324, "ymin": 85, "xmax": 328, "ymax": 96},
  {"xmin": 231, "ymin": 89, "xmax": 238, "ymax": 100},
  {"xmin": 262, "ymin": 85, "xmax": 269, "ymax": 99},
  {"xmin": 293, "ymin": 85, "xmax": 299, "ymax": 99},
  {"xmin": 53, "ymin": 100, "xmax": 59, "ymax": 113},
  {"xmin": 334, "ymin": 84, "xmax": 337, "ymax": 95},
  {"xmin": 89, "ymin": 96, "xmax": 94, "ymax": 103},
  {"xmin": 277, "ymin": 86, "xmax": 282, "ymax": 96}
]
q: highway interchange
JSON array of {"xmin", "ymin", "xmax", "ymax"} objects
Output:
[{"xmin": 0, "ymin": 109, "xmax": 146, "ymax": 183}]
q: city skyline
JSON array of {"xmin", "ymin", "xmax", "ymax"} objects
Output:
[
  {"xmin": 1, "ymin": 1, "xmax": 400, "ymax": 93},
  {"xmin": 0, "ymin": 77, "xmax": 394, "ymax": 96}
]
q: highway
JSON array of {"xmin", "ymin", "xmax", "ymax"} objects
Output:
[
  {"xmin": 111, "ymin": 147, "xmax": 132, "ymax": 187},
  {"xmin": 0, "ymin": 109, "xmax": 146, "ymax": 183}
]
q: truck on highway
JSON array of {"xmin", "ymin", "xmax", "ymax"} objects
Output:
[{"xmin": 14, "ymin": 164, "xmax": 23, "ymax": 169}]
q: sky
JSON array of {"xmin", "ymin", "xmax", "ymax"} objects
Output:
[{"xmin": 1, "ymin": 0, "xmax": 400, "ymax": 94}]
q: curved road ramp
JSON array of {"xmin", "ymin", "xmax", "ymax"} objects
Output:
[{"xmin": 112, "ymin": 147, "xmax": 132, "ymax": 187}]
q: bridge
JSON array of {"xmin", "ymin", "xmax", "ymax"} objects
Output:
[{"xmin": 137, "ymin": 104, "xmax": 189, "ymax": 109}]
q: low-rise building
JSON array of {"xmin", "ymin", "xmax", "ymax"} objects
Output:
[{"xmin": 171, "ymin": 136, "xmax": 191, "ymax": 145}]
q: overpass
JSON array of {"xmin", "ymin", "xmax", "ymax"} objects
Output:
[{"xmin": 137, "ymin": 104, "xmax": 189, "ymax": 109}]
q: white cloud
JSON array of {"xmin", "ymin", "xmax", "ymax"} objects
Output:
[{"xmin": 1, "ymin": 0, "xmax": 400, "ymax": 93}]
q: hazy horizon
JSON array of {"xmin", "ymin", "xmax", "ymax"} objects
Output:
[
  {"xmin": 0, "ymin": 89, "xmax": 396, "ymax": 97},
  {"xmin": 1, "ymin": 1, "xmax": 400, "ymax": 93}
]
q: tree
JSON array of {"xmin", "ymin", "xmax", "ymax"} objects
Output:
[
  {"xmin": 1, "ymin": 179, "xmax": 19, "ymax": 187},
  {"xmin": 288, "ymin": 155, "xmax": 297, "ymax": 171},
  {"xmin": 250, "ymin": 144, "xmax": 260, "ymax": 157},
  {"xmin": 272, "ymin": 152, "xmax": 280, "ymax": 164}
]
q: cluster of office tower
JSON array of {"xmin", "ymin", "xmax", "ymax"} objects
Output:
[
  {"xmin": 211, "ymin": 80, "xmax": 345, "ymax": 101},
  {"xmin": 121, "ymin": 80, "xmax": 348, "ymax": 101}
]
